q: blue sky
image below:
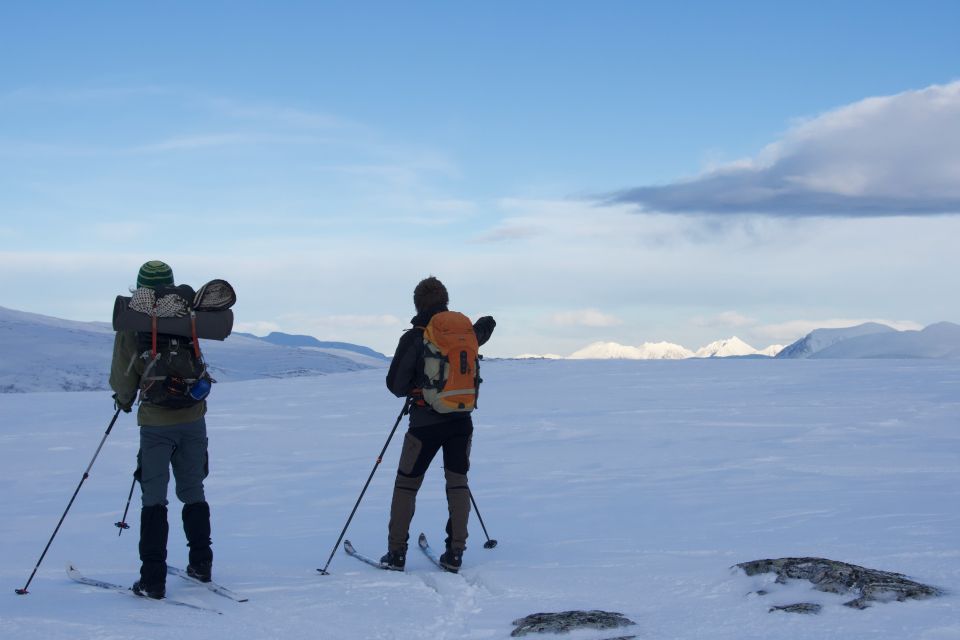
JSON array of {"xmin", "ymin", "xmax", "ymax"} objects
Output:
[{"xmin": 2, "ymin": 1, "xmax": 959, "ymax": 356}]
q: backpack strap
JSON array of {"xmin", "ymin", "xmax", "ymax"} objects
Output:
[
  {"xmin": 190, "ymin": 311, "xmax": 202, "ymax": 359},
  {"xmin": 151, "ymin": 309, "xmax": 158, "ymax": 358}
]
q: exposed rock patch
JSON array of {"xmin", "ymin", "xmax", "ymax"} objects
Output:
[
  {"xmin": 737, "ymin": 557, "xmax": 942, "ymax": 610},
  {"xmin": 511, "ymin": 610, "xmax": 636, "ymax": 636},
  {"xmin": 769, "ymin": 602, "xmax": 822, "ymax": 614}
]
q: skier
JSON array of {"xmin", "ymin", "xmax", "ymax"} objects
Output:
[
  {"xmin": 381, "ymin": 276, "xmax": 495, "ymax": 572},
  {"xmin": 109, "ymin": 260, "xmax": 214, "ymax": 599}
]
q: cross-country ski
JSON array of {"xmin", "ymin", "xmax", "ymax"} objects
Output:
[
  {"xmin": 66, "ymin": 564, "xmax": 221, "ymax": 614},
  {"xmin": 339, "ymin": 540, "xmax": 396, "ymax": 572},
  {"xmin": 167, "ymin": 565, "xmax": 249, "ymax": 602},
  {"xmin": 418, "ymin": 533, "xmax": 457, "ymax": 573}
]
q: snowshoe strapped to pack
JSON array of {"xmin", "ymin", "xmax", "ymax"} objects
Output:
[{"xmin": 126, "ymin": 285, "xmax": 216, "ymax": 409}]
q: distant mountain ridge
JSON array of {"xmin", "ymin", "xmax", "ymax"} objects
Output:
[
  {"xmin": 0, "ymin": 306, "xmax": 386, "ymax": 393},
  {"xmin": 238, "ymin": 332, "xmax": 387, "ymax": 359},
  {"xmin": 780, "ymin": 321, "xmax": 960, "ymax": 359},
  {"xmin": 775, "ymin": 322, "xmax": 896, "ymax": 359},
  {"xmin": 517, "ymin": 321, "xmax": 960, "ymax": 361}
]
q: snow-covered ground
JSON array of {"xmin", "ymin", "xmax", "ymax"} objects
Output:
[{"xmin": 1, "ymin": 359, "xmax": 958, "ymax": 639}]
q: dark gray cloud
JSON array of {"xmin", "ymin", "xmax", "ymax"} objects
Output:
[{"xmin": 608, "ymin": 81, "xmax": 960, "ymax": 217}]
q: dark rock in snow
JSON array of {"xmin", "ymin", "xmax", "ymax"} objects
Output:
[
  {"xmin": 769, "ymin": 602, "xmax": 822, "ymax": 614},
  {"xmin": 511, "ymin": 610, "xmax": 636, "ymax": 636},
  {"xmin": 737, "ymin": 557, "xmax": 941, "ymax": 609}
]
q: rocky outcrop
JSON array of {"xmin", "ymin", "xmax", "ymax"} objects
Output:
[
  {"xmin": 737, "ymin": 557, "xmax": 942, "ymax": 610},
  {"xmin": 769, "ymin": 603, "xmax": 822, "ymax": 614},
  {"xmin": 511, "ymin": 610, "xmax": 636, "ymax": 636}
]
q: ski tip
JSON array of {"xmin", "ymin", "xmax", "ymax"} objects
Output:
[{"xmin": 417, "ymin": 532, "xmax": 428, "ymax": 548}]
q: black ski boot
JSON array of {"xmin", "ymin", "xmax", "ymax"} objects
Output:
[
  {"xmin": 439, "ymin": 548, "xmax": 463, "ymax": 573},
  {"xmin": 132, "ymin": 579, "xmax": 166, "ymax": 599},
  {"xmin": 379, "ymin": 548, "xmax": 406, "ymax": 571},
  {"xmin": 135, "ymin": 504, "xmax": 168, "ymax": 598},
  {"xmin": 183, "ymin": 501, "xmax": 213, "ymax": 583},
  {"xmin": 186, "ymin": 562, "xmax": 212, "ymax": 583}
]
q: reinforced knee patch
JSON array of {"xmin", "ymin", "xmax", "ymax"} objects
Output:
[
  {"xmin": 388, "ymin": 473, "xmax": 425, "ymax": 550},
  {"xmin": 444, "ymin": 470, "xmax": 471, "ymax": 551}
]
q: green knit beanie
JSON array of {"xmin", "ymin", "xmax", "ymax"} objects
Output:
[{"xmin": 136, "ymin": 260, "xmax": 174, "ymax": 289}]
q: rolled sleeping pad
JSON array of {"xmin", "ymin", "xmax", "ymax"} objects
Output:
[{"xmin": 112, "ymin": 296, "xmax": 234, "ymax": 341}]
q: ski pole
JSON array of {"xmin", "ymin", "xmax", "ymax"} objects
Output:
[
  {"xmin": 114, "ymin": 474, "xmax": 137, "ymax": 536},
  {"xmin": 16, "ymin": 408, "xmax": 123, "ymax": 594},
  {"xmin": 318, "ymin": 397, "xmax": 412, "ymax": 575},
  {"xmin": 469, "ymin": 489, "xmax": 498, "ymax": 549}
]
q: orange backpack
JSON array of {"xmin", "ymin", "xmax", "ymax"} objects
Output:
[{"xmin": 419, "ymin": 311, "xmax": 481, "ymax": 413}]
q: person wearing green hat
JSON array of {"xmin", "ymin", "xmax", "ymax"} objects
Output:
[
  {"xmin": 110, "ymin": 260, "xmax": 214, "ymax": 600},
  {"xmin": 136, "ymin": 260, "xmax": 175, "ymax": 289}
]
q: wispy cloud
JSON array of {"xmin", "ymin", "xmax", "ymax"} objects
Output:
[
  {"xmin": 0, "ymin": 85, "xmax": 172, "ymax": 105},
  {"xmin": 135, "ymin": 133, "xmax": 261, "ymax": 152},
  {"xmin": 0, "ymin": 132, "xmax": 299, "ymax": 158},
  {"xmin": 472, "ymin": 225, "xmax": 543, "ymax": 243},
  {"xmin": 608, "ymin": 81, "xmax": 960, "ymax": 217},
  {"xmin": 203, "ymin": 97, "xmax": 361, "ymax": 133}
]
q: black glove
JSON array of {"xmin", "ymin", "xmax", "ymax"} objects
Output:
[
  {"xmin": 475, "ymin": 316, "xmax": 496, "ymax": 332},
  {"xmin": 113, "ymin": 393, "xmax": 133, "ymax": 413},
  {"xmin": 474, "ymin": 316, "xmax": 496, "ymax": 345}
]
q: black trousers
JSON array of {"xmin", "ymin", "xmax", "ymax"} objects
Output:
[{"xmin": 388, "ymin": 415, "xmax": 473, "ymax": 551}]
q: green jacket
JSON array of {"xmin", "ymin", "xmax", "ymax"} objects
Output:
[{"xmin": 110, "ymin": 330, "xmax": 207, "ymax": 427}]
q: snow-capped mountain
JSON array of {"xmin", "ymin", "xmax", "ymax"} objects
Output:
[
  {"xmin": 247, "ymin": 332, "xmax": 387, "ymax": 360},
  {"xmin": 694, "ymin": 336, "xmax": 759, "ymax": 358},
  {"xmin": 756, "ymin": 344, "xmax": 785, "ymax": 357},
  {"xmin": 0, "ymin": 306, "xmax": 115, "ymax": 393},
  {"xmin": 0, "ymin": 306, "xmax": 385, "ymax": 393},
  {"xmin": 521, "ymin": 338, "xmax": 783, "ymax": 360},
  {"xmin": 775, "ymin": 322, "xmax": 897, "ymax": 359},
  {"xmin": 569, "ymin": 341, "xmax": 694, "ymax": 360}
]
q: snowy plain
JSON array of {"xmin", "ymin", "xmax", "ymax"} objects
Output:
[{"xmin": 1, "ymin": 359, "xmax": 958, "ymax": 639}]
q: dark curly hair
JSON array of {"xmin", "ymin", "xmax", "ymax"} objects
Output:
[{"xmin": 413, "ymin": 276, "xmax": 449, "ymax": 313}]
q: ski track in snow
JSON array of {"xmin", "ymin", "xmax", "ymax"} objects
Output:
[{"xmin": 1, "ymin": 359, "xmax": 959, "ymax": 639}]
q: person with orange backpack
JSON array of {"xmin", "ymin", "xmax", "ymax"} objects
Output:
[{"xmin": 380, "ymin": 276, "xmax": 495, "ymax": 573}]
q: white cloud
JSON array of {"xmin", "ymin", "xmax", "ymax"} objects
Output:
[
  {"xmin": 550, "ymin": 309, "xmax": 623, "ymax": 328},
  {"xmin": 694, "ymin": 310, "xmax": 756, "ymax": 328},
  {"xmin": 610, "ymin": 81, "xmax": 960, "ymax": 216}
]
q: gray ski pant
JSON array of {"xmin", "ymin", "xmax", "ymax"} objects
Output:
[
  {"xmin": 138, "ymin": 418, "xmax": 209, "ymax": 507},
  {"xmin": 388, "ymin": 418, "xmax": 473, "ymax": 552}
]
